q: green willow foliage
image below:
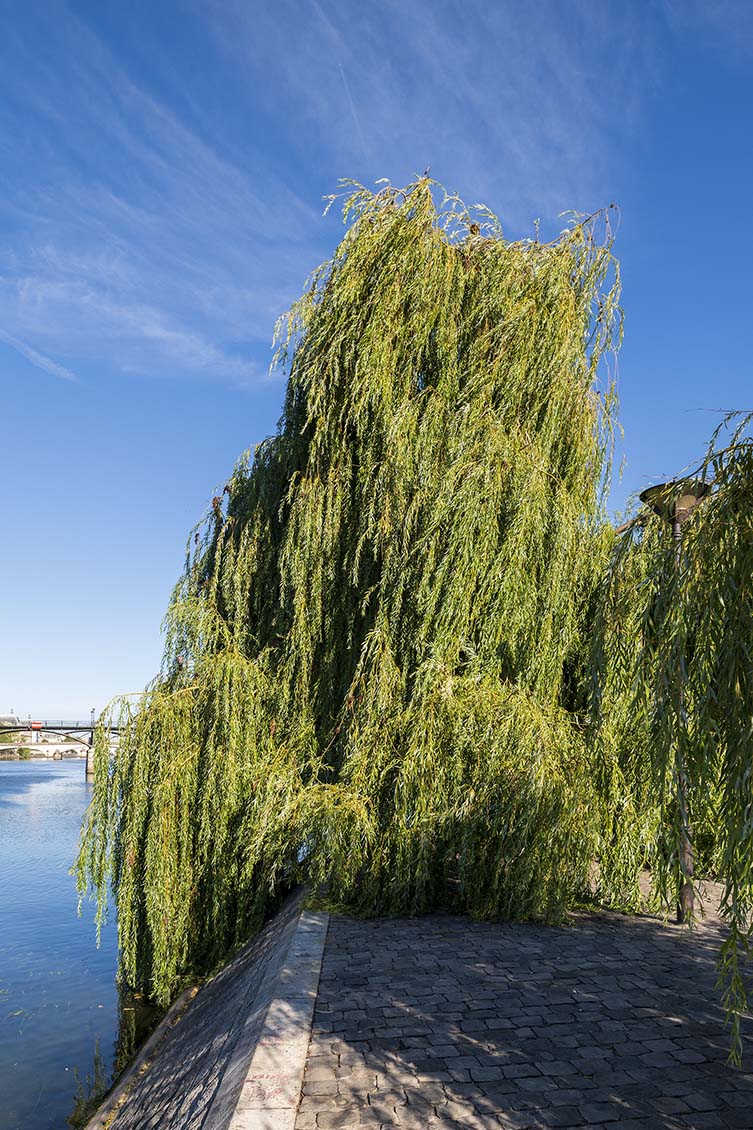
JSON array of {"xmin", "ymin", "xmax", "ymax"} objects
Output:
[
  {"xmin": 594, "ymin": 414, "xmax": 753, "ymax": 1057},
  {"xmin": 77, "ymin": 178, "xmax": 624, "ymax": 1005}
]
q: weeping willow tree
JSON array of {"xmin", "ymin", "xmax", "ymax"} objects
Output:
[
  {"xmin": 77, "ymin": 177, "xmax": 624, "ymax": 1005},
  {"xmin": 594, "ymin": 413, "xmax": 753, "ymax": 1057}
]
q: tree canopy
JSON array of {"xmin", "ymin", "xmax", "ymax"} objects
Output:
[{"xmin": 77, "ymin": 178, "xmax": 625, "ymax": 1006}]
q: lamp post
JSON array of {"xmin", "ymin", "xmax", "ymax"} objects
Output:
[
  {"xmin": 639, "ymin": 478, "xmax": 710, "ymax": 923},
  {"xmin": 87, "ymin": 707, "xmax": 96, "ymax": 780}
]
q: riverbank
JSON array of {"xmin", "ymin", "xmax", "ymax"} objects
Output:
[{"xmin": 88, "ymin": 884, "xmax": 753, "ymax": 1130}]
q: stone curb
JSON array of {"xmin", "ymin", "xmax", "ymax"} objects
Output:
[{"xmin": 217, "ymin": 908, "xmax": 329, "ymax": 1130}]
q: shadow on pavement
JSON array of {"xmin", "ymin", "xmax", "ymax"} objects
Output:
[{"xmin": 298, "ymin": 907, "xmax": 753, "ymax": 1129}]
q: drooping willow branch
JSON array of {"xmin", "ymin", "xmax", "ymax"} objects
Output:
[{"xmin": 593, "ymin": 412, "xmax": 753, "ymax": 1060}]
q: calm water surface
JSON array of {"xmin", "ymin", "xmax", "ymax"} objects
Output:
[{"xmin": 0, "ymin": 761, "xmax": 120, "ymax": 1129}]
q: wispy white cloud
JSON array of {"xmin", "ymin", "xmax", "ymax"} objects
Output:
[
  {"xmin": 0, "ymin": 274, "xmax": 264, "ymax": 382},
  {"xmin": 0, "ymin": 0, "xmax": 719, "ymax": 392},
  {"xmin": 0, "ymin": 6, "xmax": 325, "ymax": 388},
  {"xmin": 0, "ymin": 329, "xmax": 78, "ymax": 382},
  {"xmin": 208, "ymin": 0, "xmax": 658, "ymax": 229}
]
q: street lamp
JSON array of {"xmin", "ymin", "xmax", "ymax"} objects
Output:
[
  {"xmin": 87, "ymin": 707, "xmax": 96, "ymax": 780},
  {"xmin": 639, "ymin": 478, "xmax": 711, "ymax": 538},
  {"xmin": 639, "ymin": 477, "xmax": 711, "ymax": 923}
]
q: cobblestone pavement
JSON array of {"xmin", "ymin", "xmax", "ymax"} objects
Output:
[{"xmin": 295, "ymin": 906, "xmax": 753, "ymax": 1130}]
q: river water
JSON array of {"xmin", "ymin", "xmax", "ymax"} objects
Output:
[{"xmin": 0, "ymin": 760, "xmax": 121, "ymax": 1129}]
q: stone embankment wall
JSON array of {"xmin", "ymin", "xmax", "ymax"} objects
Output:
[{"xmin": 86, "ymin": 889, "xmax": 328, "ymax": 1130}]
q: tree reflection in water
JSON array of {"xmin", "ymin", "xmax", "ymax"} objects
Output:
[{"xmin": 68, "ymin": 986, "xmax": 163, "ymax": 1127}]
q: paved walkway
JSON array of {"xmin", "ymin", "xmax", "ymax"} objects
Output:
[{"xmin": 295, "ymin": 905, "xmax": 753, "ymax": 1130}]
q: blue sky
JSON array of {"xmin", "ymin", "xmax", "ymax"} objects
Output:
[{"xmin": 1, "ymin": 0, "xmax": 752, "ymax": 716}]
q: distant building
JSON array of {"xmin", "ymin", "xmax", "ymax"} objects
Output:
[{"xmin": 1, "ymin": 714, "xmax": 20, "ymax": 727}]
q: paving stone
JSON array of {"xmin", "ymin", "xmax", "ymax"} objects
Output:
[
  {"xmin": 719, "ymin": 1112, "xmax": 753, "ymax": 1129},
  {"xmin": 316, "ymin": 1114, "xmax": 361, "ymax": 1129},
  {"xmin": 579, "ymin": 1102, "xmax": 621, "ymax": 1123},
  {"xmin": 469, "ymin": 1065, "xmax": 506, "ymax": 1081},
  {"xmin": 503, "ymin": 1064, "xmax": 542, "ymax": 1079},
  {"xmin": 654, "ymin": 1096, "xmax": 690, "ymax": 1114},
  {"xmin": 304, "ymin": 1080, "xmax": 340, "ymax": 1096},
  {"xmin": 397, "ymin": 1113, "xmax": 438, "ymax": 1129},
  {"xmin": 541, "ymin": 1107, "xmax": 588, "ymax": 1127},
  {"xmin": 539, "ymin": 1061, "xmax": 579, "ymax": 1077},
  {"xmin": 299, "ymin": 1095, "xmax": 354, "ymax": 1113},
  {"xmin": 720, "ymin": 1089, "xmax": 753, "ymax": 1108},
  {"xmin": 685, "ymin": 1091, "xmax": 723, "ymax": 1112},
  {"xmin": 675, "ymin": 1051, "xmax": 711, "ymax": 1066},
  {"xmin": 516, "ymin": 1076, "xmax": 560, "ymax": 1095}
]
